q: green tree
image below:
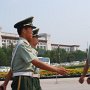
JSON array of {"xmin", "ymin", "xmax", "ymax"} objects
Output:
[
  {"xmin": 0, "ymin": 47, "xmax": 7, "ymax": 65},
  {"xmin": 0, "ymin": 47, "xmax": 13, "ymax": 66},
  {"xmin": 73, "ymin": 50, "xmax": 86, "ymax": 61},
  {"xmin": 67, "ymin": 52, "xmax": 75, "ymax": 62}
]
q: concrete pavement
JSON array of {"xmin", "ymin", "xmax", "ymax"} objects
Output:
[{"xmin": 0, "ymin": 77, "xmax": 90, "ymax": 90}]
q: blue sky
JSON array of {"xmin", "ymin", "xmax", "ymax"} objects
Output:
[{"xmin": 0, "ymin": 0, "xmax": 90, "ymax": 50}]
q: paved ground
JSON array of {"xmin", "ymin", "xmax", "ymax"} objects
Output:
[{"xmin": 0, "ymin": 77, "xmax": 90, "ymax": 90}]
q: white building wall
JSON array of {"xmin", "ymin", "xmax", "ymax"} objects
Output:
[
  {"xmin": 0, "ymin": 30, "xmax": 19, "ymax": 47},
  {"xmin": 46, "ymin": 34, "xmax": 51, "ymax": 50},
  {"xmin": 0, "ymin": 30, "xmax": 79, "ymax": 51},
  {"xmin": 38, "ymin": 33, "xmax": 51, "ymax": 50}
]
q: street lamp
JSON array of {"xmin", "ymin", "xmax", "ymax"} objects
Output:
[{"xmin": 56, "ymin": 44, "xmax": 60, "ymax": 84}]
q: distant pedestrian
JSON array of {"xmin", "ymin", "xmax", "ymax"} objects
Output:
[{"xmin": 79, "ymin": 46, "xmax": 90, "ymax": 84}]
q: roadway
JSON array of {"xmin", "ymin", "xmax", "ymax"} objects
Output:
[{"xmin": 0, "ymin": 77, "xmax": 90, "ymax": 90}]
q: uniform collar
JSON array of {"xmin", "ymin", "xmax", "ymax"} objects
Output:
[{"xmin": 19, "ymin": 37, "xmax": 31, "ymax": 46}]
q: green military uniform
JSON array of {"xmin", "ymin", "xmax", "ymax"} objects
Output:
[
  {"xmin": 31, "ymin": 48, "xmax": 41, "ymax": 90},
  {"xmin": 32, "ymin": 28, "xmax": 40, "ymax": 75},
  {"xmin": 11, "ymin": 37, "xmax": 41, "ymax": 90},
  {"xmin": 11, "ymin": 37, "xmax": 38, "ymax": 72},
  {"xmin": 32, "ymin": 28, "xmax": 42, "ymax": 90},
  {"xmin": 11, "ymin": 17, "xmax": 41, "ymax": 90},
  {"xmin": 32, "ymin": 48, "xmax": 40, "ymax": 74}
]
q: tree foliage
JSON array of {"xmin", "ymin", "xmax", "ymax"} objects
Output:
[
  {"xmin": 37, "ymin": 49, "xmax": 87, "ymax": 63},
  {"xmin": 0, "ymin": 47, "xmax": 87, "ymax": 65},
  {"xmin": 0, "ymin": 47, "xmax": 13, "ymax": 66}
]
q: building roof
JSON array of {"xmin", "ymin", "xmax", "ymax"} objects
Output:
[{"xmin": 51, "ymin": 44, "xmax": 79, "ymax": 47}]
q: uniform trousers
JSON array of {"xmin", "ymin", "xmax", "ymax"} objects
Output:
[{"xmin": 11, "ymin": 76, "xmax": 42, "ymax": 90}]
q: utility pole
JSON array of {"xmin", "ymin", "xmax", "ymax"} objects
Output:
[{"xmin": 56, "ymin": 44, "xmax": 60, "ymax": 84}]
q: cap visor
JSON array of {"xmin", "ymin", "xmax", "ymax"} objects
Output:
[
  {"xmin": 31, "ymin": 25, "xmax": 36, "ymax": 29},
  {"xmin": 38, "ymin": 35, "xmax": 42, "ymax": 38}
]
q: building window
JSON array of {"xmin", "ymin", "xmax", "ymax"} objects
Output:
[
  {"xmin": 12, "ymin": 40, "xmax": 16, "ymax": 43},
  {"xmin": 2, "ymin": 40, "xmax": 6, "ymax": 42},
  {"xmin": 7, "ymin": 40, "xmax": 9, "ymax": 42},
  {"xmin": 40, "ymin": 46, "xmax": 43, "ymax": 49},
  {"xmin": 43, "ymin": 46, "xmax": 46, "ymax": 50},
  {"xmin": 37, "ymin": 46, "xmax": 39, "ymax": 49}
]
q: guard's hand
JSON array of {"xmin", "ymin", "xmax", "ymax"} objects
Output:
[
  {"xmin": 57, "ymin": 67, "xmax": 68, "ymax": 75},
  {"xmin": 0, "ymin": 84, "xmax": 6, "ymax": 90},
  {"xmin": 0, "ymin": 86, "xmax": 4, "ymax": 90},
  {"xmin": 79, "ymin": 76, "xmax": 84, "ymax": 84},
  {"xmin": 87, "ymin": 77, "xmax": 90, "ymax": 84}
]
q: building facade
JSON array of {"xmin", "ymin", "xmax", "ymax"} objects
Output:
[
  {"xmin": 51, "ymin": 44, "xmax": 79, "ymax": 52},
  {"xmin": 0, "ymin": 30, "xmax": 79, "ymax": 52},
  {"xmin": 1, "ymin": 32, "xmax": 19, "ymax": 47}
]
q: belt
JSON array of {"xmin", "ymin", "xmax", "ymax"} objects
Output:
[
  {"xmin": 13, "ymin": 72, "xmax": 33, "ymax": 77},
  {"xmin": 33, "ymin": 74, "xmax": 40, "ymax": 78},
  {"xmin": 13, "ymin": 72, "xmax": 40, "ymax": 78}
]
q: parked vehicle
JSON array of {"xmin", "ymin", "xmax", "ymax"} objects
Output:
[
  {"xmin": 0, "ymin": 66, "xmax": 10, "ymax": 72},
  {"xmin": 38, "ymin": 57, "xmax": 50, "ymax": 65}
]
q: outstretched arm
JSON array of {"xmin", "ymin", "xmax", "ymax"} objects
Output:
[
  {"xmin": 0, "ymin": 69, "xmax": 12, "ymax": 90},
  {"xmin": 79, "ymin": 60, "xmax": 89, "ymax": 84},
  {"xmin": 32, "ymin": 59, "xmax": 68, "ymax": 75}
]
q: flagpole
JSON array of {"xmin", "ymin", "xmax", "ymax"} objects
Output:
[{"xmin": 55, "ymin": 44, "xmax": 60, "ymax": 84}]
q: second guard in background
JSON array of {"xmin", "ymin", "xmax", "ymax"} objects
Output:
[
  {"xmin": 30, "ymin": 28, "xmax": 42, "ymax": 90},
  {"xmin": 79, "ymin": 45, "xmax": 90, "ymax": 84}
]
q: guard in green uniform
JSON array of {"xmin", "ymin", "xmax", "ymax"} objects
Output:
[
  {"xmin": 11, "ymin": 17, "xmax": 38, "ymax": 90},
  {"xmin": 0, "ymin": 28, "xmax": 41, "ymax": 90},
  {"xmin": 30, "ymin": 28, "xmax": 42, "ymax": 90}
]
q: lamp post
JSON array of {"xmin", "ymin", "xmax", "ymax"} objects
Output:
[
  {"xmin": 58, "ymin": 44, "xmax": 60, "ymax": 63},
  {"xmin": 56, "ymin": 44, "xmax": 60, "ymax": 84}
]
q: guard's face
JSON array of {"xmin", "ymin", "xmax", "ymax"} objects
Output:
[
  {"xmin": 23, "ymin": 27, "xmax": 33, "ymax": 41},
  {"xmin": 31, "ymin": 37, "xmax": 38, "ymax": 48}
]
